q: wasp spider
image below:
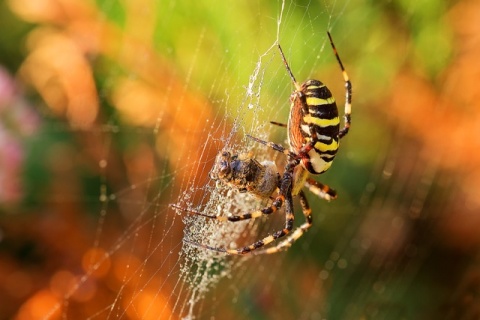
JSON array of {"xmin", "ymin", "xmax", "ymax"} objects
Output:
[{"xmin": 180, "ymin": 32, "xmax": 352, "ymax": 255}]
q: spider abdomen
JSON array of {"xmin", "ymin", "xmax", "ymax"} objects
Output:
[{"xmin": 288, "ymin": 80, "xmax": 340, "ymax": 175}]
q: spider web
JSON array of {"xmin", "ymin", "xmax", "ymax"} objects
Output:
[{"xmin": 2, "ymin": 0, "xmax": 478, "ymax": 319}]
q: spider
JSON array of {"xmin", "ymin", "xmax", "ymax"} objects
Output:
[{"xmin": 180, "ymin": 32, "xmax": 352, "ymax": 255}]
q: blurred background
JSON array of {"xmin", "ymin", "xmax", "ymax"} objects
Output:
[{"xmin": 1, "ymin": 0, "xmax": 480, "ymax": 319}]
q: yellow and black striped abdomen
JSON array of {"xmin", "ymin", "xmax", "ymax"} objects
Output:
[{"xmin": 288, "ymin": 79, "xmax": 340, "ymax": 175}]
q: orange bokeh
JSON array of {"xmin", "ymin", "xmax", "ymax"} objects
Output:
[
  {"xmin": 386, "ymin": 0, "xmax": 480, "ymax": 250},
  {"xmin": 15, "ymin": 290, "xmax": 61, "ymax": 320},
  {"xmin": 19, "ymin": 28, "xmax": 98, "ymax": 128}
]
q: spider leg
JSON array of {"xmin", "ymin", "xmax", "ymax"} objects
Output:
[
  {"xmin": 171, "ymin": 194, "xmax": 284, "ymax": 222},
  {"xmin": 304, "ymin": 178, "xmax": 337, "ymax": 201},
  {"xmin": 183, "ymin": 238, "xmax": 229, "ymax": 253},
  {"xmin": 246, "ymin": 134, "xmax": 296, "ymax": 158},
  {"xmin": 327, "ymin": 32, "xmax": 352, "ymax": 139},
  {"xmin": 225, "ymin": 170, "xmax": 295, "ymax": 254},
  {"xmin": 254, "ymin": 189, "xmax": 312, "ymax": 255},
  {"xmin": 270, "ymin": 121, "xmax": 287, "ymax": 128}
]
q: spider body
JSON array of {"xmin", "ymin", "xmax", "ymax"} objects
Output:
[
  {"xmin": 288, "ymin": 79, "xmax": 340, "ymax": 175},
  {"xmin": 181, "ymin": 32, "xmax": 351, "ymax": 255}
]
